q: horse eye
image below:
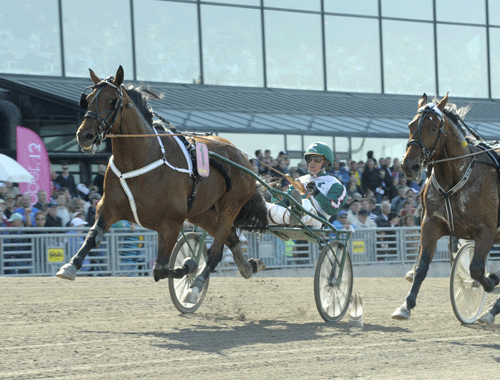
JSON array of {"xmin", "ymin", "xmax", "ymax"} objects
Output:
[{"xmin": 109, "ymin": 99, "xmax": 117, "ymax": 106}]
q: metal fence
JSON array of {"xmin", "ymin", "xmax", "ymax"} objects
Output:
[{"xmin": 2, "ymin": 226, "xmax": 500, "ymax": 276}]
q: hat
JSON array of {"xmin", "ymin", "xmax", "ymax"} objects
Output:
[
  {"xmin": 0, "ymin": 182, "xmax": 5, "ymax": 188},
  {"xmin": 70, "ymin": 217, "xmax": 88, "ymax": 227},
  {"xmin": 0, "ymin": 199, "xmax": 5, "ymax": 204},
  {"xmin": 358, "ymin": 209, "xmax": 369, "ymax": 216},
  {"xmin": 89, "ymin": 193, "xmax": 102, "ymax": 201},
  {"xmin": 5, "ymin": 196, "xmax": 15, "ymax": 201},
  {"xmin": 352, "ymin": 192, "xmax": 363, "ymax": 200},
  {"xmin": 338, "ymin": 210, "xmax": 348, "ymax": 216},
  {"xmin": 7, "ymin": 213, "xmax": 23, "ymax": 222},
  {"xmin": 48, "ymin": 200, "xmax": 58, "ymax": 208},
  {"xmin": 279, "ymin": 150, "xmax": 288, "ymax": 156}
]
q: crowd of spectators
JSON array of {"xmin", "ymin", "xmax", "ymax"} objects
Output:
[
  {"xmin": 0, "ymin": 162, "xmax": 105, "ymax": 230},
  {"xmin": 250, "ymin": 149, "xmax": 425, "ymax": 231}
]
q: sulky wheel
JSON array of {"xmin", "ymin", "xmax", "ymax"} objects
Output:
[
  {"xmin": 450, "ymin": 241, "xmax": 486, "ymax": 324},
  {"xmin": 168, "ymin": 232, "xmax": 209, "ymax": 313},
  {"xmin": 314, "ymin": 241, "xmax": 353, "ymax": 323}
]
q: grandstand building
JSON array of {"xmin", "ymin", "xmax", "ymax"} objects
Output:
[{"xmin": 1, "ymin": 0, "xmax": 500, "ymax": 183}]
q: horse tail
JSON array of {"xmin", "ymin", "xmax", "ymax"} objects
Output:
[{"xmin": 233, "ymin": 184, "xmax": 268, "ymax": 234}]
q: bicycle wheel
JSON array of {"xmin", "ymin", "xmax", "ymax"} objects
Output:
[
  {"xmin": 314, "ymin": 241, "xmax": 353, "ymax": 323},
  {"xmin": 450, "ymin": 241, "xmax": 486, "ymax": 324},
  {"xmin": 168, "ymin": 232, "xmax": 209, "ymax": 313}
]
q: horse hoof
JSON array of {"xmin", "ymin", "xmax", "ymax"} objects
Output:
[
  {"xmin": 183, "ymin": 287, "xmax": 199, "ymax": 304},
  {"xmin": 182, "ymin": 258, "xmax": 198, "ymax": 274},
  {"xmin": 392, "ymin": 304, "xmax": 411, "ymax": 320},
  {"xmin": 56, "ymin": 263, "xmax": 77, "ymax": 281},
  {"xmin": 486, "ymin": 272, "xmax": 500, "ymax": 287},
  {"xmin": 249, "ymin": 258, "xmax": 266, "ymax": 274},
  {"xmin": 405, "ymin": 269, "xmax": 415, "ymax": 283},
  {"xmin": 478, "ymin": 312, "xmax": 495, "ymax": 326}
]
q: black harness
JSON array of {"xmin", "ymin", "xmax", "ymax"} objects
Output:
[
  {"xmin": 406, "ymin": 104, "xmax": 447, "ymax": 167},
  {"xmin": 79, "ymin": 76, "xmax": 123, "ymax": 148}
]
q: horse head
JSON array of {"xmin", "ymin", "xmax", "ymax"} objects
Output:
[
  {"xmin": 402, "ymin": 93, "xmax": 448, "ymax": 181},
  {"xmin": 77, "ymin": 66, "xmax": 125, "ymax": 153}
]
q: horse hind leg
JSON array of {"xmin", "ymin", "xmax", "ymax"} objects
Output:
[{"xmin": 226, "ymin": 227, "xmax": 266, "ymax": 279}]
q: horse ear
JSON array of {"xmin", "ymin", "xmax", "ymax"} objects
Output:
[
  {"xmin": 437, "ymin": 92, "xmax": 449, "ymax": 112},
  {"xmin": 114, "ymin": 66, "xmax": 124, "ymax": 86},
  {"xmin": 418, "ymin": 93, "xmax": 427, "ymax": 109},
  {"xmin": 89, "ymin": 69, "xmax": 100, "ymax": 85}
]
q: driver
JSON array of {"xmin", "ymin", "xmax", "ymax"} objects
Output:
[{"xmin": 266, "ymin": 142, "xmax": 347, "ymax": 227}]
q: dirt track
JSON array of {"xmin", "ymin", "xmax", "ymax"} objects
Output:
[{"xmin": 1, "ymin": 275, "xmax": 500, "ymax": 379}]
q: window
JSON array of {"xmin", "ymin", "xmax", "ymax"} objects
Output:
[
  {"xmin": 490, "ymin": 28, "xmax": 500, "ymax": 98},
  {"xmin": 437, "ymin": 24, "xmax": 488, "ymax": 98},
  {"xmin": 265, "ymin": 10, "xmax": 323, "ymax": 90},
  {"xmin": 383, "ymin": 20, "xmax": 435, "ymax": 95},
  {"xmin": 134, "ymin": 1, "xmax": 199, "ymax": 83},
  {"xmin": 62, "ymin": 0, "xmax": 133, "ymax": 78},
  {"xmin": 0, "ymin": 1, "xmax": 61, "ymax": 75},
  {"xmin": 436, "ymin": 0, "xmax": 486, "ymax": 24},
  {"xmin": 325, "ymin": 16, "xmax": 381, "ymax": 93},
  {"xmin": 264, "ymin": 0, "xmax": 320, "ymax": 12},
  {"xmin": 202, "ymin": 5, "xmax": 263, "ymax": 86},
  {"xmin": 381, "ymin": 0, "xmax": 433, "ymax": 20},
  {"xmin": 324, "ymin": 0, "xmax": 378, "ymax": 16}
]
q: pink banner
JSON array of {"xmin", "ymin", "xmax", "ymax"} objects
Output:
[{"xmin": 16, "ymin": 126, "xmax": 51, "ymax": 205}]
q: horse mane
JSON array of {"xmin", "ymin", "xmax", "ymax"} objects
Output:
[
  {"xmin": 433, "ymin": 97, "xmax": 481, "ymax": 141},
  {"xmin": 122, "ymin": 84, "xmax": 163, "ymax": 127}
]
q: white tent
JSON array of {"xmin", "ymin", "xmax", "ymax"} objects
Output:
[{"xmin": 0, "ymin": 154, "xmax": 34, "ymax": 183}]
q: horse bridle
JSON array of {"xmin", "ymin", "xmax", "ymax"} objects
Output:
[
  {"xmin": 406, "ymin": 103, "xmax": 447, "ymax": 167},
  {"xmin": 79, "ymin": 76, "xmax": 124, "ymax": 147}
]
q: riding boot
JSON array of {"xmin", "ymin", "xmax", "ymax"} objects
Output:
[{"xmin": 267, "ymin": 203, "xmax": 301, "ymax": 226}]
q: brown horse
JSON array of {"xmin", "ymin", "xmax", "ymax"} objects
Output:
[
  {"xmin": 57, "ymin": 66, "xmax": 268, "ymax": 304},
  {"xmin": 392, "ymin": 93, "xmax": 500, "ymax": 320}
]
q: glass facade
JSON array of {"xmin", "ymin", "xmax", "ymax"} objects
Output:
[
  {"xmin": 2, "ymin": 0, "xmax": 500, "ymax": 162},
  {"xmin": 2, "ymin": 0, "xmax": 499, "ymax": 99}
]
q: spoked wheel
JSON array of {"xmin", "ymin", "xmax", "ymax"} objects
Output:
[
  {"xmin": 450, "ymin": 241, "xmax": 486, "ymax": 324},
  {"xmin": 168, "ymin": 232, "xmax": 209, "ymax": 313},
  {"xmin": 314, "ymin": 241, "xmax": 353, "ymax": 323}
]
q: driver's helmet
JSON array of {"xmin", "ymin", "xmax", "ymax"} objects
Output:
[{"xmin": 304, "ymin": 142, "xmax": 334, "ymax": 167}]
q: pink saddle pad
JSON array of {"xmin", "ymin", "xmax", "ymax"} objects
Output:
[{"xmin": 195, "ymin": 143, "xmax": 210, "ymax": 177}]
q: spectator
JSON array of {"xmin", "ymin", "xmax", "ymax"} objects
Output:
[
  {"xmin": 361, "ymin": 158, "xmax": 381, "ymax": 198},
  {"xmin": 348, "ymin": 160, "xmax": 361, "ymax": 186},
  {"xmin": 55, "ymin": 163, "xmax": 78, "ymax": 198},
  {"xmin": 54, "ymin": 191, "xmax": 71, "ymax": 227},
  {"xmin": 296, "ymin": 160, "xmax": 308, "ymax": 176},
  {"xmin": 402, "ymin": 213, "xmax": 417, "ymax": 227},
  {"xmin": 0, "ymin": 199, "xmax": 7, "ymax": 226},
  {"xmin": 92, "ymin": 164, "xmax": 106, "ymax": 196},
  {"xmin": 347, "ymin": 199, "xmax": 361, "ymax": 225},
  {"xmin": 3, "ymin": 196, "xmax": 16, "ymax": 221},
  {"xmin": 346, "ymin": 179, "xmax": 360, "ymax": 198},
  {"xmin": 375, "ymin": 201, "xmax": 392, "ymax": 227},
  {"xmin": 330, "ymin": 159, "xmax": 350, "ymax": 185},
  {"xmin": 70, "ymin": 197, "xmax": 88, "ymax": 218},
  {"xmin": 33, "ymin": 189, "xmax": 49, "ymax": 211},
  {"xmin": 51, "ymin": 169, "xmax": 60, "ymax": 194},
  {"xmin": 14, "ymin": 193, "xmax": 39, "ymax": 226},
  {"xmin": 391, "ymin": 186, "xmax": 408, "ymax": 212},
  {"xmin": 379, "ymin": 169, "xmax": 398, "ymax": 201},
  {"xmin": 354, "ymin": 209, "xmax": 377, "ymax": 229},
  {"xmin": 45, "ymin": 201, "xmax": 63, "ymax": 227},
  {"xmin": 5, "ymin": 181, "xmax": 20, "ymax": 200},
  {"xmin": 333, "ymin": 210, "xmax": 355, "ymax": 232},
  {"xmin": 391, "ymin": 158, "xmax": 402, "ymax": 182},
  {"xmin": 365, "ymin": 197, "xmax": 379, "ymax": 221},
  {"xmin": 77, "ymin": 182, "xmax": 92, "ymax": 201},
  {"xmin": 34, "ymin": 211, "xmax": 47, "ymax": 227},
  {"xmin": 381, "ymin": 157, "xmax": 393, "ymax": 178},
  {"xmin": 277, "ymin": 151, "xmax": 290, "ymax": 168},
  {"xmin": 399, "ymin": 199, "xmax": 416, "ymax": 219},
  {"xmin": 262, "ymin": 149, "xmax": 273, "ymax": 167},
  {"xmin": 87, "ymin": 193, "xmax": 101, "ymax": 225},
  {"xmin": 0, "ymin": 182, "xmax": 7, "ymax": 200},
  {"xmin": 3, "ymin": 213, "xmax": 31, "ymax": 274}
]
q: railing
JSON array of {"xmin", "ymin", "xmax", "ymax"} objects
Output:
[{"xmin": 3, "ymin": 226, "xmax": 500, "ymax": 276}]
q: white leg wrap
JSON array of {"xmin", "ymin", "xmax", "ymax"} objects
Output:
[{"xmin": 266, "ymin": 200, "xmax": 323, "ymax": 228}]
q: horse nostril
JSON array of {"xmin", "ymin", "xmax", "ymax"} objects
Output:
[
  {"xmin": 411, "ymin": 164, "xmax": 420, "ymax": 172},
  {"xmin": 84, "ymin": 133, "xmax": 94, "ymax": 141}
]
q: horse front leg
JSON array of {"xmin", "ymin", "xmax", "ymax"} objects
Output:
[
  {"xmin": 56, "ymin": 209, "xmax": 114, "ymax": 281},
  {"xmin": 392, "ymin": 224, "xmax": 441, "ymax": 320},
  {"xmin": 153, "ymin": 223, "xmax": 183, "ymax": 282}
]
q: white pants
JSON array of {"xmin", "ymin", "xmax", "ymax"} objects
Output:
[{"xmin": 266, "ymin": 199, "xmax": 323, "ymax": 228}]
